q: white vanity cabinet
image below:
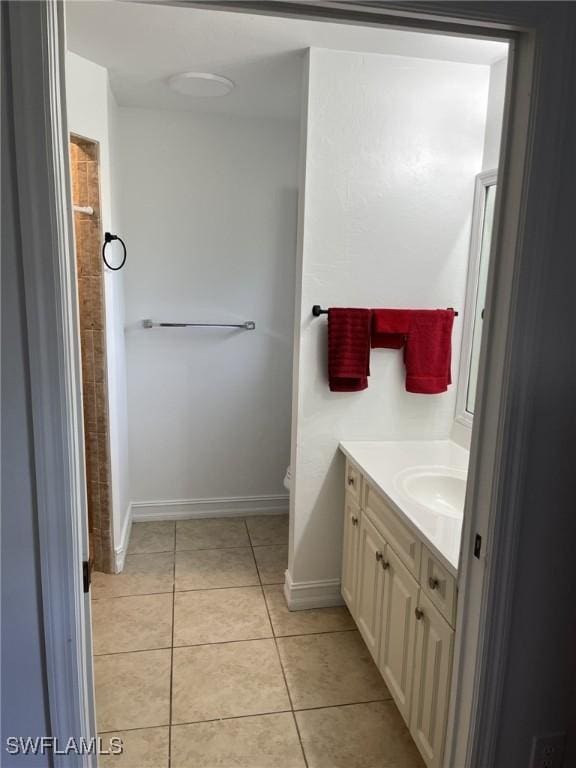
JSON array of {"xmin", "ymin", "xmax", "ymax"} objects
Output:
[
  {"xmin": 341, "ymin": 493, "xmax": 361, "ymax": 612},
  {"xmin": 355, "ymin": 511, "xmax": 387, "ymax": 658},
  {"xmin": 379, "ymin": 544, "xmax": 419, "ymax": 724},
  {"xmin": 411, "ymin": 592, "xmax": 454, "ymax": 768},
  {"xmin": 341, "ymin": 458, "xmax": 457, "ymax": 768}
]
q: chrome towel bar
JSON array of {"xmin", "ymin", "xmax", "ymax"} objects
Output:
[{"xmin": 142, "ymin": 319, "xmax": 256, "ymax": 330}]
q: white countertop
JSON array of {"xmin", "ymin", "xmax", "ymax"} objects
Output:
[{"xmin": 340, "ymin": 440, "xmax": 470, "ymax": 576}]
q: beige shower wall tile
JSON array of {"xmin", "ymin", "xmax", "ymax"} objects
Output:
[
  {"xmin": 93, "ymin": 330, "xmax": 106, "ymax": 382},
  {"xmin": 92, "ymin": 593, "xmax": 173, "ymax": 654},
  {"xmin": 99, "ymin": 481, "xmax": 112, "ymax": 527},
  {"xmin": 277, "ymin": 630, "xmax": 390, "ymax": 710},
  {"xmin": 97, "ymin": 433, "xmax": 110, "ymax": 484},
  {"xmin": 92, "ymin": 530, "xmax": 103, "ymax": 572},
  {"xmin": 78, "ymin": 276, "xmax": 104, "ymax": 330},
  {"xmin": 171, "ymin": 639, "xmax": 290, "ymax": 723},
  {"xmin": 87, "ymin": 482, "xmax": 99, "ymax": 532},
  {"xmin": 98, "ymin": 727, "xmax": 169, "ymax": 768},
  {"xmin": 296, "ymin": 701, "xmax": 425, "ymax": 768},
  {"xmin": 94, "ymin": 649, "xmax": 171, "ymax": 732},
  {"xmin": 264, "ymin": 586, "xmax": 355, "ymax": 637},
  {"xmin": 74, "ymin": 137, "xmax": 98, "ymax": 162},
  {"xmin": 75, "ymin": 161, "xmax": 88, "ymax": 205},
  {"xmin": 95, "ymin": 381, "xmax": 108, "ymax": 432},
  {"xmin": 86, "ymin": 219, "xmax": 103, "ymax": 275},
  {"xmin": 173, "ymin": 586, "xmax": 271, "ymax": 646},
  {"xmin": 92, "ymin": 552, "xmax": 174, "ymax": 599},
  {"xmin": 80, "ymin": 330, "xmax": 95, "ymax": 381},
  {"xmin": 85, "ymin": 431, "xmax": 99, "ymax": 487},
  {"xmin": 83, "ymin": 380, "xmax": 97, "ymax": 432},
  {"xmin": 76, "ymin": 219, "xmax": 99, "ymax": 277},
  {"xmin": 175, "ymin": 547, "xmax": 258, "ymax": 591},
  {"xmin": 246, "ymin": 514, "xmax": 289, "ymax": 546},
  {"xmin": 71, "ymin": 153, "xmax": 80, "ymax": 188},
  {"xmin": 87, "ymin": 161, "xmax": 100, "ymax": 214},
  {"xmin": 171, "ymin": 714, "xmax": 306, "ymax": 768}
]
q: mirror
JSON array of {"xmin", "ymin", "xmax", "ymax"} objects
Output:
[{"xmin": 456, "ymin": 170, "xmax": 497, "ymax": 424}]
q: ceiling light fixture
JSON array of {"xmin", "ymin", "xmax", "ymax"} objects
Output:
[{"xmin": 167, "ymin": 72, "xmax": 235, "ymax": 98}]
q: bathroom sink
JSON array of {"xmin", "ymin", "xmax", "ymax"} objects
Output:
[{"xmin": 394, "ymin": 466, "xmax": 467, "ymax": 518}]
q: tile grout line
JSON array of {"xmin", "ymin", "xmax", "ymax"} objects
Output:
[
  {"xmin": 244, "ymin": 517, "xmax": 255, "ymax": 549},
  {"xmin": 129, "ymin": 544, "xmax": 251, "ymax": 555},
  {"xmin": 92, "ymin": 626, "xmax": 360, "ymax": 657},
  {"xmin": 244, "ymin": 525, "xmax": 307, "ymax": 763},
  {"xmin": 167, "ymin": 523, "xmax": 176, "ymax": 767},
  {"xmin": 93, "ymin": 581, "xmax": 280, "ymax": 601},
  {"xmin": 98, "ymin": 516, "xmax": 392, "ymax": 763},
  {"xmin": 248, "ymin": 519, "xmax": 266, "ymax": 587},
  {"xmin": 97, "ymin": 696, "xmax": 394, "ymax": 737},
  {"xmin": 251, "ymin": 522, "xmax": 310, "ymax": 768},
  {"xmin": 94, "ymin": 583, "xmax": 285, "ymax": 603}
]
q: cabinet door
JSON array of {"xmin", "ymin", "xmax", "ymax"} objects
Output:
[
  {"xmin": 410, "ymin": 591, "xmax": 454, "ymax": 768},
  {"xmin": 355, "ymin": 511, "xmax": 387, "ymax": 661},
  {"xmin": 379, "ymin": 546, "xmax": 419, "ymax": 725},
  {"xmin": 341, "ymin": 496, "xmax": 361, "ymax": 614}
]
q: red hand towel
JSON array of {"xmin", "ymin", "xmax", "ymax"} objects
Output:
[
  {"xmin": 371, "ymin": 309, "xmax": 455, "ymax": 394},
  {"xmin": 404, "ymin": 310, "xmax": 454, "ymax": 394},
  {"xmin": 371, "ymin": 309, "xmax": 411, "ymax": 349},
  {"xmin": 328, "ymin": 308, "xmax": 372, "ymax": 392}
]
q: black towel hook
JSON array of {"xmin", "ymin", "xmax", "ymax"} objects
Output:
[{"xmin": 102, "ymin": 232, "xmax": 127, "ymax": 271}]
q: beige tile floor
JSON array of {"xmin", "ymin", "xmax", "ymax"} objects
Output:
[{"xmin": 93, "ymin": 515, "xmax": 424, "ymax": 767}]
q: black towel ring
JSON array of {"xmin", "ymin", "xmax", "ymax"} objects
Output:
[{"xmin": 102, "ymin": 232, "xmax": 127, "ymax": 271}]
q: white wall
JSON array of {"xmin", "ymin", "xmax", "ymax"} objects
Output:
[
  {"xmin": 482, "ymin": 56, "xmax": 508, "ymax": 170},
  {"xmin": 66, "ymin": 52, "xmax": 131, "ymax": 555},
  {"xmin": 289, "ymin": 48, "xmax": 489, "ymax": 589},
  {"xmin": 117, "ymin": 108, "xmax": 299, "ymax": 510}
]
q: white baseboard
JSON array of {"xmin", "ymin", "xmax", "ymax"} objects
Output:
[
  {"xmin": 131, "ymin": 494, "xmax": 289, "ymax": 522},
  {"xmin": 284, "ymin": 571, "xmax": 344, "ymax": 611},
  {"xmin": 114, "ymin": 503, "xmax": 133, "ymax": 573}
]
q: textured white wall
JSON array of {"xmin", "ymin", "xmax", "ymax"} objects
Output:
[
  {"xmin": 289, "ymin": 48, "xmax": 489, "ymax": 586},
  {"xmin": 117, "ymin": 108, "xmax": 299, "ymax": 506},
  {"xmin": 66, "ymin": 52, "xmax": 131, "ymax": 550}
]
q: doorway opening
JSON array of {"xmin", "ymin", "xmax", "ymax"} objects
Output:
[{"xmin": 62, "ymin": 2, "xmax": 514, "ymax": 766}]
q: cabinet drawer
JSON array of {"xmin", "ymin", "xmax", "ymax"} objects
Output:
[
  {"xmin": 365, "ymin": 485, "xmax": 422, "ymax": 578},
  {"xmin": 345, "ymin": 460, "xmax": 363, "ymax": 505},
  {"xmin": 421, "ymin": 547, "xmax": 457, "ymax": 627}
]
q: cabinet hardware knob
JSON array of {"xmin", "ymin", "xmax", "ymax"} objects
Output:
[
  {"xmin": 348, "ymin": 477, "xmax": 355, "ymax": 486},
  {"xmin": 415, "ymin": 607, "xmax": 424, "ymax": 621},
  {"xmin": 381, "ymin": 560, "xmax": 390, "ymax": 570},
  {"xmin": 351, "ymin": 516, "xmax": 359, "ymax": 526},
  {"xmin": 428, "ymin": 577, "xmax": 440, "ymax": 590},
  {"xmin": 375, "ymin": 551, "xmax": 383, "ymax": 562}
]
